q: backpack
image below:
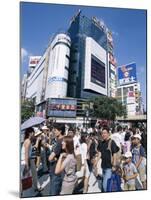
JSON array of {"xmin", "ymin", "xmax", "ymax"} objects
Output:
[{"xmin": 107, "ymin": 139, "xmax": 121, "ymax": 166}]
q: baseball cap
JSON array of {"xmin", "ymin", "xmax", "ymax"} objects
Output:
[
  {"xmin": 133, "ymin": 134, "xmax": 142, "ymax": 140},
  {"xmin": 41, "ymin": 125, "xmax": 49, "ymax": 130},
  {"xmin": 34, "ymin": 130, "xmax": 42, "ymax": 137},
  {"xmin": 124, "ymin": 151, "xmax": 132, "ymax": 158}
]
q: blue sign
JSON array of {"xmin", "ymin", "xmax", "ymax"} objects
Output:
[
  {"xmin": 117, "ymin": 63, "xmax": 137, "ymax": 86},
  {"xmin": 47, "ymin": 98, "xmax": 77, "ymax": 118}
]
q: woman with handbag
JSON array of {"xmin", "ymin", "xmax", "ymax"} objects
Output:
[
  {"xmin": 55, "ymin": 135, "xmax": 77, "ymax": 195},
  {"xmin": 21, "ymin": 127, "xmax": 34, "ymax": 194}
]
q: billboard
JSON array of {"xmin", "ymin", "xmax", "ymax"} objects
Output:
[
  {"xmin": 91, "ymin": 55, "xmax": 105, "ymax": 88},
  {"xmin": 47, "ymin": 98, "xmax": 77, "ymax": 117},
  {"xmin": 29, "ymin": 56, "xmax": 41, "ymax": 67},
  {"xmin": 118, "ymin": 63, "xmax": 137, "ymax": 86}
]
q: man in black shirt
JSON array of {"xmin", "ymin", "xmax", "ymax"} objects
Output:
[
  {"xmin": 48, "ymin": 123, "xmax": 65, "ymax": 195},
  {"xmin": 97, "ymin": 126, "xmax": 119, "ymax": 192}
]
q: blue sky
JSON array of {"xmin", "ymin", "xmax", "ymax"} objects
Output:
[{"xmin": 20, "ymin": 2, "xmax": 147, "ymax": 109}]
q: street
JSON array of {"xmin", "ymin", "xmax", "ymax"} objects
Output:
[{"xmin": 22, "ymin": 171, "xmax": 101, "ymax": 197}]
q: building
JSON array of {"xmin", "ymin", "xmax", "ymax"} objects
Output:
[
  {"xmin": 24, "ymin": 11, "xmax": 118, "ymax": 124},
  {"xmin": 116, "ymin": 63, "xmax": 142, "ymax": 116},
  {"xmin": 67, "ymin": 11, "xmax": 117, "ymax": 99}
]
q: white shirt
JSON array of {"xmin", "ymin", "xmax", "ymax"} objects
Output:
[
  {"xmin": 81, "ymin": 143, "xmax": 88, "ymax": 164},
  {"xmin": 111, "ymin": 132, "xmax": 122, "ymax": 150}
]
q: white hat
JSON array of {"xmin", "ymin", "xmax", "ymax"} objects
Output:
[
  {"xmin": 41, "ymin": 125, "xmax": 49, "ymax": 130},
  {"xmin": 133, "ymin": 134, "xmax": 142, "ymax": 140},
  {"xmin": 34, "ymin": 130, "xmax": 42, "ymax": 137},
  {"xmin": 124, "ymin": 151, "xmax": 132, "ymax": 158}
]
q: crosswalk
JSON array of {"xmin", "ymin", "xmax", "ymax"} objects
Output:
[{"xmin": 21, "ymin": 172, "xmax": 101, "ymax": 197}]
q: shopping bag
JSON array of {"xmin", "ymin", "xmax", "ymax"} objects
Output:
[
  {"xmin": 135, "ymin": 175, "xmax": 143, "ymax": 190},
  {"xmin": 107, "ymin": 172, "xmax": 121, "ymax": 192},
  {"xmin": 22, "ymin": 170, "xmax": 32, "ymax": 190}
]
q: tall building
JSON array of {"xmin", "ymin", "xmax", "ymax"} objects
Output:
[
  {"xmin": 67, "ymin": 11, "xmax": 117, "ymax": 99},
  {"xmin": 24, "ymin": 11, "xmax": 118, "ymax": 121}
]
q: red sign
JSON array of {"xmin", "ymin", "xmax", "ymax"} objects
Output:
[{"xmin": 109, "ymin": 54, "xmax": 117, "ymax": 66}]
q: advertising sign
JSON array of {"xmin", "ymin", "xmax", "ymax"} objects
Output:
[
  {"xmin": 29, "ymin": 56, "xmax": 41, "ymax": 67},
  {"xmin": 47, "ymin": 98, "xmax": 77, "ymax": 117},
  {"xmin": 109, "ymin": 53, "xmax": 117, "ymax": 66},
  {"xmin": 91, "ymin": 55, "xmax": 105, "ymax": 88},
  {"xmin": 118, "ymin": 63, "xmax": 137, "ymax": 86}
]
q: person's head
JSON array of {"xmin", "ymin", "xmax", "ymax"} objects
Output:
[
  {"xmin": 124, "ymin": 132, "xmax": 131, "ymax": 142},
  {"xmin": 68, "ymin": 127, "xmax": 75, "ymax": 137},
  {"xmin": 133, "ymin": 134, "xmax": 142, "ymax": 145},
  {"xmin": 101, "ymin": 126, "xmax": 110, "ymax": 141},
  {"xmin": 24, "ymin": 127, "xmax": 34, "ymax": 140},
  {"xmin": 53, "ymin": 123, "xmax": 65, "ymax": 138},
  {"xmin": 62, "ymin": 136, "xmax": 74, "ymax": 154},
  {"xmin": 124, "ymin": 151, "xmax": 132, "ymax": 164},
  {"xmin": 117, "ymin": 125, "xmax": 122, "ymax": 133},
  {"xmin": 41, "ymin": 125, "xmax": 49, "ymax": 134},
  {"xmin": 80, "ymin": 135, "xmax": 87, "ymax": 144}
]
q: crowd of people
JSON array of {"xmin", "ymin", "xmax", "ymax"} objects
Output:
[{"xmin": 21, "ymin": 122, "xmax": 147, "ymax": 196}]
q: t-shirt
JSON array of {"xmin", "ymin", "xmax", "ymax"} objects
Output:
[
  {"xmin": 97, "ymin": 139, "xmax": 119, "ymax": 169},
  {"xmin": 131, "ymin": 145, "xmax": 146, "ymax": 168},
  {"xmin": 81, "ymin": 143, "xmax": 88, "ymax": 164},
  {"xmin": 49, "ymin": 138, "xmax": 63, "ymax": 174},
  {"xmin": 62, "ymin": 154, "xmax": 77, "ymax": 182},
  {"xmin": 111, "ymin": 132, "xmax": 122, "ymax": 150},
  {"xmin": 122, "ymin": 141, "xmax": 131, "ymax": 154},
  {"xmin": 123, "ymin": 162, "xmax": 137, "ymax": 185}
]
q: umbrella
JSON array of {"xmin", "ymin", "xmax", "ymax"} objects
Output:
[{"xmin": 21, "ymin": 116, "xmax": 46, "ymax": 131}]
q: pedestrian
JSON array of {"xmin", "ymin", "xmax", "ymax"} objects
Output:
[
  {"xmin": 97, "ymin": 126, "xmax": 119, "ymax": 192},
  {"xmin": 21, "ymin": 127, "xmax": 34, "ymax": 193},
  {"xmin": 131, "ymin": 134, "xmax": 146, "ymax": 189},
  {"xmin": 55, "ymin": 136, "xmax": 77, "ymax": 195},
  {"xmin": 123, "ymin": 151, "xmax": 138, "ymax": 191},
  {"xmin": 41, "ymin": 125, "xmax": 50, "ymax": 173},
  {"xmin": 122, "ymin": 131, "xmax": 131, "ymax": 154},
  {"xmin": 48, "ymin": 123, "xmax": 65, "ymax": 195},
  {"xmin": 30, "ymin": 129, "xmax": 43, "ymax": 191}
]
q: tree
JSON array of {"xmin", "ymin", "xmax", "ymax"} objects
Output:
[
  {"xmin": 21, "ymin": 99, "xmax": 35, "ymax": 123},
  {"xmin": 91, "ymin": 96, "xmax": 127, "ymax": 121}
]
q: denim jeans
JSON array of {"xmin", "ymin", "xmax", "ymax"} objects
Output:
[
  {"xmin": 102, "ymin": 168, "xmax": 112, "ymax": 192},
  {"xmin": 49, "ymin": 174, "xmax": 62, "ymax": 195}
]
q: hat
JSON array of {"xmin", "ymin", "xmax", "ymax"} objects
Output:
[
  {"xmin": 133, "ymin": 134, "xmax": 142, "ymax": 140},
  {"xmin": 41, "ymin": 125, "xmax": 49, "ymax": 130},
  {"xmin": 124, "ymin": 151, "xmax": 132, "ymax": 158},
  {"xmin": 34, "ymin": 130, "xmax": 42, "ymax": 137}
]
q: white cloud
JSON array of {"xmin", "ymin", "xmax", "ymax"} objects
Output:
[
  {"xmin": 112, "ymin": 31, "xmax": 119, "ymax": 37},
  {"xmin": 21, "ymin": 48, "xmax": 29, "ymax": 63}
]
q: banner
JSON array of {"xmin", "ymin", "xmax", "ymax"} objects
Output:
[{"xmin": 118, "ymin": 63, "xmax": 137, "ymax": 86}]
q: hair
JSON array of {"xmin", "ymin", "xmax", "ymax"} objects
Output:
[
  {"xmin": 102, "ymin": 126, "xmax": 110, "ymax": 133},
  {"xmin": 80, "ymin": 135, "xmax": 87, "ymax": 144},
  {"xmin": 63, "ymin": 136, "xmax": 74, "ymax": 154},
  {"xmin": 124, "ymin": 132, "xmax": 131, "ymax": 141},
  {"xmin": 53, "ymin": 123, "xmax": 65, "ymax": 135},
  {"xmin": 24, "ymin": 127, "xmax": 34, "ymax": 140},
  {"xmin": 117, "ymin": 125, "xmax": 122, "ymax": 132}
]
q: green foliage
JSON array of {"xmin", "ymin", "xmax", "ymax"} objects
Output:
[
  {"xmin": 91, "ymin": 96, "xmax": 127, "ymax": 121},
  {"xmin": 21, "ymin": 99, "xmax": 35, "ymax": 123}
]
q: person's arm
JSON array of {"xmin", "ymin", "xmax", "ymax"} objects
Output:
[
  {"xmin": 48, "ymin": 152, "xmax": 56, "ymax": 161},
  {"xmin": 135, "ymin": 145, "xmax": 146, "ymax": 168},
  {"xmin": 125, "ymin": 172, "xmax": 138, "ymax": 181},
  {"xmin": 135, "ymin": 156, "xmax": 143, "ymax": 169},
  {"xmin": 24, "ymin": 139, "xmax": 31, "ymax": 168},
  {"xmin": 55, "ymin": 153, "xmax": 66, "ymax": 174},
  {"xmin": 93, "ymin": 152, "xmax": 101, "ymax": 167}
]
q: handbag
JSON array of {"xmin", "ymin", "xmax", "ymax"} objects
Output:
[
  {"xmin": 107, "ymin": 172, "xmax": 121, "ymax": 192},
  {"xmin": 22, "ymin": 170, "xmax": 32, "ymax": 190}
]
